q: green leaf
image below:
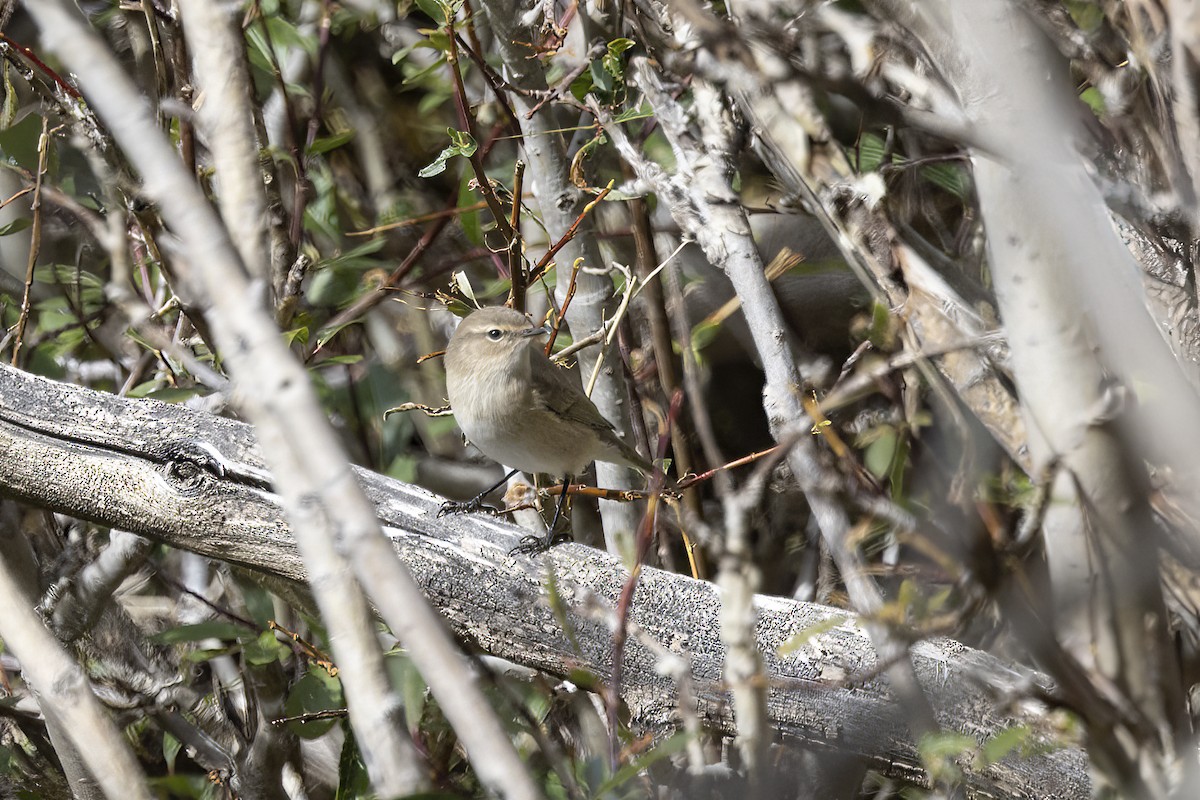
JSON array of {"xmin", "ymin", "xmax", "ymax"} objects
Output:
[
  {"xmin": 162, "ymin": 731, "xmax": 182, "ymax": 774},
  {"xmin": 307, "ymin": 130, "xmax": 355, "ymax": 155},
  {"xmin": 1079, "ymin": 86, "xmax": 1105, "ymax": 116},
  {"xmin": 777, "ymin": 615, "xmax": 849, "ymax": 656},
  {"xmin": 457, "ymin": 169, "xmax": 483, "ymax": 245},
  {"xmin": 602, "ymin": 37, "xmax": 635, "ymax": 78},
  {"xmin": 387, "ymin": 653, "xmax": 428, "ymax": 736},
  {"xmin": 0, "ymin": 218, "xmax": 31, "ymax": 236},
  {"xmin": 0, "ymin": 114, "xmax": 45, "ymax": 170},
  {"xmin": 282, "ymin": 326, "xmax": 310, "ymax": 346},
  {"xmin": 920, "ymin": 162, "xmax": 970, "ymax": 199},
  {"xmin": 315, "ymin": 320, "xmax": 358, "ymax": 348},
  {"xmin": 243, "ymin": 630, "xmax": 290, "ymax": 666},
  {"xmin": 690, "ymin": 319, "xmax": 720, "ymax": 352},
  {"xmin": 150, "ymin": 620, "xmax": 252, "ymax": 645},
  {"xmin": 418, "ymin": 127, "xmax": 477, "ymax": 178},
  {"xmin": 980, "ymin": 724, "xmax": 1034, "ymax": 765},
  {"xmin": 414, "ymin": 0, "xmax": 448, "ymax": 25},
  {"xmin": 856, "ymin": 131, "xmax": 887, "ymax": 172},
  {"xmin": 334, "ymin": 725, "xmax": 372, "ymax": 800},
  {"xmin": 590, "ymin": 60, "xmax": 614, "ymax": 95},
  {"xmin": 864, "ymin": 426, "xmax": 898, "ymax": 479},
  {"xmin": 285, "ymin": 666, "xmax": 344, "ymax": 739},
  {"xmin": 240, "ymin": 583, "xmax": 277, "ymax": 628},
  {"xmin": 147, "ymin": 775, "xmax": 212, "ymax": 798},
  {"xmin": 612, "ymin": 103, "xmax": 653, "ymax": 124},
  {"xmin": 316, "ymin": 233, "xmax": 388, "ymax": 271},
  {"xmin": 569, "ymin": 70, "xmax": 595, "ymax": 102},
  {"xmin": 1064, "ymin": 0, "xmax": 1105, "ymax": 32},
  {"xmin": 184, "ymin": 646, "xmax": 238, "ymax": 663},
  {"xmin": 591, "ymin": 732, "xmax": 692, "ymax": 797}
]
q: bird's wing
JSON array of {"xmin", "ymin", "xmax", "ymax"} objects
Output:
[
  {"xmin": 527, "ymin": 347, "xmax": 617, "ymax": 434},
  {"xmin": 527, "ymin": 346, "xmax": 654, "ymax": 473}
]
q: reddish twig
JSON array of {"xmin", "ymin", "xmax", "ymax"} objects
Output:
[
  {"xmin": 452, "ymin": 30, "xmax": 522, "ymax": 131},
  {"xmin": 311, "ymin": 119, "xmax": 509, "ymax": 356},
  {"xmin": 674, "ymin": 445, "xmax": 784, "ymax": 492},
  {"xmin": 310, "ymin": 203, "xmax": 453, "ymax": 358},
  {"xmin": 527, "ymin": 182, "xmax": 613, "ymax": 284},
  {"xmin": 524, "ymin": 43, "xmax": 605, "ymax": 120},
  {"xmin": 348, "ymin": 200, "xmax": 492, "ymax": 237},
  {"xmin": 544, "ymin": 258, "xmax": 583, "ymax": 355},
  {"xmin": 0, "ymin": 32, "xmax": 81, "ymax": 99},
  {"xmin": 444, "ymin": 17, "xmax": 514, "ymax": 244}
]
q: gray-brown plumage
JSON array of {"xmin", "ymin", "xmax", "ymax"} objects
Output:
[{"xmin": 443, "ymin": 306, "xmax": 651, "ymax": 479}]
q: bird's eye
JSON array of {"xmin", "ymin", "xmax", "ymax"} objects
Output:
[{"xmin": 486, "ymin": 328, "xmax": 503, "ymax": 341}]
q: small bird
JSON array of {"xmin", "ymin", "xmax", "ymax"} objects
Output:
[{"xmin": 441, "ymin": 306, "xmax": 652, "ymax": 552}]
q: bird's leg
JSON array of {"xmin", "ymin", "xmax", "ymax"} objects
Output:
[
  {"xmin": 438, "ymin": 468, "xmax": 518, "ymax": 517},
  {"xmin": 510, "ymin": 475, "xmax": 574, "ymax": 555}
]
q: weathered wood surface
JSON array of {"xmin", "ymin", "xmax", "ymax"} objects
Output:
[{"xmin": 0, "ymin": 363, "xmax": 1089, "ymax": 798}]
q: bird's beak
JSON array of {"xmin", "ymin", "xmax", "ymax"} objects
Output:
[{"xmin": 519, "ymin": 325, "xmax": 550, "ymax": 338}]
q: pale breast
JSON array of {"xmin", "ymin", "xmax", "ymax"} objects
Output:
[{"xmin": 447, "ymin": 349, "xmax": 591, "ymax": 476}]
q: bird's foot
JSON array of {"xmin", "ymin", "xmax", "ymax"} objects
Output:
[
  {"xmin": 508, "ymin": 529, "xmax": 573, "ymax": 556},
  {"xmin": 437, "ymin": 496, "xmax": 502, "ymax": 518}
]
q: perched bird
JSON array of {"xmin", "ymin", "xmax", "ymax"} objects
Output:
[{"xmin": 441, "ymin": 306, "xmax": 652, "ymax": 552}]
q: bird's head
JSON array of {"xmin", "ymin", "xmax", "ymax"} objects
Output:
[{"xmin": 445, "ymin": 307, "xmax": 549, "ymax": 375}]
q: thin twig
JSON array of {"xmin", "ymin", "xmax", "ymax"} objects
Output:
[
  {"xmin": 507, "ymin": 160, "xmax": 527, "ymax": 310},
  {"xmin": 452, "ymin": 30, "xmax": 522, "ymax": 131},
  {"xmin": 313, "ymin": 121, "xmax": 510, "ymax": 355},
  {"xmin": 303, "ymin": 0, "xmax": 334, "ymax": 154},
  {"xmin": 348, "ymin": 200, "xmax": 491, "ymax": 236},
  {"xmin": 584, "ymin": 263, "xmax": 637, "ymax": 397},
  {"xmin": 629, "ymin": 192, "xmax": 701, "ymax": 514},
  {"xmin": 606, "ymin": 389, "xmax": 680, "ymax": 769},
  {"xmin": 444, "ymin": 18, "xmax": 514, "ymax": 242},
  {"xmin": 0, "ymin": 32, "xmax": 81, "ymax": 99},
  {"xmin": 545, "ymin": 258, "xmax": 584, "ymax": 355},
  {"xmin": 10, "ymin": 117, "xmax": 49, "ymax": 367},
  {"xmin": 674, "ymin": 445, "xmax": 783, "ymax": 491},
  {"xmin": 527, "ymin": 182, "xmax": 613, "ymax": 283}
]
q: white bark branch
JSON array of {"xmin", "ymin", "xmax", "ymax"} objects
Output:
[
  {"xmin": 0, "ymin": 517, "xmax": 155, "ymax": 800},
  {"xmin": 26, "ymin": 2, "xmax": 534, "ymax": 796}
]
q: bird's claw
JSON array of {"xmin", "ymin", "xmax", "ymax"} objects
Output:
[
  {"xmin": 508, "ymin": 530, "xmax": 573, "ymax": 556},
  {"xmin": 437, "ymin": 498, "xmax": 501, "ymax": 518}
]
